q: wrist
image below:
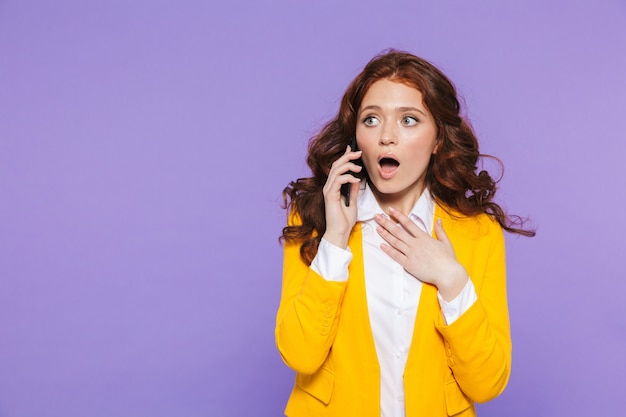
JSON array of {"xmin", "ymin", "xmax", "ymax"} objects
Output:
[
  {"xmin": 437, "ymin": 263, "xmax": 468, "ymax": 302},
  {"xmin": 322, "ymin": 231, "xmax": 350, "ymax": 249}
]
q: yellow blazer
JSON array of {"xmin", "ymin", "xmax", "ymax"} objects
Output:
[{"xmin": 276, "ymin": 204, "xmax": 511, "ymax": 416}]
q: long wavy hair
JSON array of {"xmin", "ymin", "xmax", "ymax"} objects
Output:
[{"xmin": 281, "ymin": 49, "xmax": 535, "ymax": 265}]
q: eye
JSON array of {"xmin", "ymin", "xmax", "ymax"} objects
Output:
[
  {"xmin": 402, "ymin": 115, "xmax": 419, "ymax": 126},
  {"xmin": 363, "ymin": 115, "xmax": 379, "ymax": 127}
]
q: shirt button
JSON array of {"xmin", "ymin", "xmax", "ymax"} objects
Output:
[
  {"xmin": 396, "ymin": 309, "xmax": 402, "ymax": 316},
  {"xmin": 396, "ymin": 352, "xmax": 401, "ymax": 359}
]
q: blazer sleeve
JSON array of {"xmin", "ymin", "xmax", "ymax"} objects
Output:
[
  {"xmin": 435, "ymin": 219, "xmax": 512, "ymax": 403},
  {"xmin": 275, "ymin": 216, "xmax": 348, "ymax": 375}
]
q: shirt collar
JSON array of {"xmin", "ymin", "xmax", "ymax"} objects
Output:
[{"xmin": 356, "ymin": 181, "xmax": 436, "ymax": 235}]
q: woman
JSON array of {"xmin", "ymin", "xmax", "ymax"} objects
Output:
[{"xmin": 276, "ymin": 50, "xmax": 534, "ymax": 417}]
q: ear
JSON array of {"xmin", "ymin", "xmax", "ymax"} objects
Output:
[{"xmin": 432, "ymin": 140, "xmax": 441, "ymax": 154}]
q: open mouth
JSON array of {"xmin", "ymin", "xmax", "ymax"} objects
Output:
[{"xmin": 378, "ymin": 156, "xmax": 400, "ymax": 178}]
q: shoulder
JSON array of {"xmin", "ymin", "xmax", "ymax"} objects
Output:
[
  {"xmin": 435, "ymin": 203, "xmax": 503, "ymax": 243},
  {"xmin": 435, "ymin": 203, "xmax": 506, "ymax": 275}
]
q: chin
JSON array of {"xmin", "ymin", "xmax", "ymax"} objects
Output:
[
  {"xmin": 370, "ymin": 180, "xmax": 405, "ymax": 195},
  {"xmin": 370, "ymin": 176, "xmax": 424, "ymax": 198}
]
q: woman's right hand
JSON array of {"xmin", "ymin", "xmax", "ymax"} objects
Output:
[{"xmin": 322, "ymin": 145, "xmax": 362, "ymax": 248}]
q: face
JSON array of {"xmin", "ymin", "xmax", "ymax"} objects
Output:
[{"xmin": 355, "ymin": 79, "xmax": 439, "ymax": 208}]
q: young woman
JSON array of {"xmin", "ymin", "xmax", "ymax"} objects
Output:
[{"xmin": 276, "ymin": 50, "xmax": 534, "ymax": 417}]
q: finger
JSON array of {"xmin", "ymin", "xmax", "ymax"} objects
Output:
[
  {"xmin": 325, "ymin": 158, "xmax": 361, "ymax": 189},
  {"xmin": 376, "ymin": 224, "xmax": 410, "ymax": 255},
  {"xmin": 374, "ymin": 214, "xmax": 406, "ymax": 240},
  {"xmin": 335, "ymin": 146, "xmax": 362, "ymax": 165},
  {"xmin": 329, "ymin": 156, "xmax": 363, "ymax": 179},
  {"xmin": 380, "ymin": 242, "xmax": 407, "ymax": 264},
  {"xmin": 328, "ymin": 144, "xmax": 362, "ymax": 178},
  {"xmin": 341, "ymin": 175, "xmax": 362, "ymax": 195},
  {"xmin": 345, "ymin": 143, "xmax": 362, "ymax": 157},
  {"xmin": 327, "ymin": 173, "xmax": 361, "ymax": 201},
  {"xmin": 388, "ymin": 207, "xmax": 426, "ymax": 238},
  {"xmin": 434, "ymin": 218, "xmax": 451, "ymax": 245},
  {"xmin": 349, "ymin": 181, "xmax": 360, "ymax": 207}
]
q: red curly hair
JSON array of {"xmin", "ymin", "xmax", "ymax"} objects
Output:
[{"xmin": 282, "ymin": 49, "xmax": 534, "ymax": 265}]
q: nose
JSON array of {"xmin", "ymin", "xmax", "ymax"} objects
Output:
[{"xmin": 379, "ymin": 124, "xmax": 398, "ymax": 146}]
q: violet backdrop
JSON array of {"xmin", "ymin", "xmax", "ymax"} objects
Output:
[{"xmin": 1, "ymin": 1, "xmax": 625, "ymax": 416}]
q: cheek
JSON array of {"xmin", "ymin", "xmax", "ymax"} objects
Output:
[
  {"xmin": 355, "ymin": 127, "xmax": 371, "ymax": 149},
  {"xmin": 359, "ymin": 150, "xmax": 377, "ymax": 173},
  {"xmin": 355, "ymin": 132, "xmax": 376, "ymax": 159},
  {"xmin": 404, "ymin": 143, "xmax": 437, "ymax": 169},
  {"xmin": 356, "ymin": 147, "xmax": 379, "ymax": 177}
]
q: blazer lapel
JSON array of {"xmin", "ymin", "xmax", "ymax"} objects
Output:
[{"xmin": 346, "ymin": 223, "xmax": 380, "ymax": 369}]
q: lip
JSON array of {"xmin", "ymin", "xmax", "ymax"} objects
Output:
[{"xmin": 377, "ymin": 153, "xmax": 400, "ymax": 180}]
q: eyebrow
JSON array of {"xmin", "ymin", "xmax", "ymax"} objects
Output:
[{"xmin": 360, "ymin": 105, "xmax": 428, "ymax": 117}]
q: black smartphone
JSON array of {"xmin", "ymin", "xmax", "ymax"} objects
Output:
[{"xmin": 340, "ymin": 136, "xmax": 362, "ymax": 207}]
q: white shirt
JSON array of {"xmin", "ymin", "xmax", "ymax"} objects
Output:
[{"xmin": 311, "ymin": 182, "xmax": 477, "ymax": 417}]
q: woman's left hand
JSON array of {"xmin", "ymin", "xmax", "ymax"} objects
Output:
[{"xmin": 375, "ymin": 207, "xmax": 468, "ymax": 301}]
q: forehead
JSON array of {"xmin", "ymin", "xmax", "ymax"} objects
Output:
[{"xmin": 361, "ymin": 79, "xmax": 425, "ymax": 105}]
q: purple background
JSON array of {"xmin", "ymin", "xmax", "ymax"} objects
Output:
[{"xmin": 1, "ymin": 1, "xmax": 625, "ymax": 416}]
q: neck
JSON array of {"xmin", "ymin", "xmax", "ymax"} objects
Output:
[{"xmin": 368, "ymin": 181, "xmax": 426, "ymax": 216}]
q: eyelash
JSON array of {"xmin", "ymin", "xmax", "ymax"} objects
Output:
[
  {"xmin": 362, "ymin": 116, "xmax": 378, "ymax": 126},
  {"xmin": 402, "ymin": 115, "xmax": 419, "ymax": 125},
  {"xmin": 361, "ymin": 115, "xmax": 419, "ymax": 126}
]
